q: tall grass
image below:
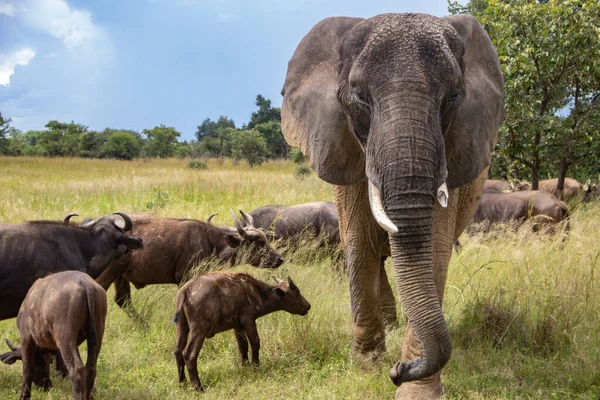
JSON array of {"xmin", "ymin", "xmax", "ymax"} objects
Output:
[{"xmin": 0, "ymin": 157, "xmax": 598, "ymax": 399}]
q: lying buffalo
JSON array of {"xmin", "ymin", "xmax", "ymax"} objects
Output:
[
  {"xmin": 174, "ymin": 272, "xmax": 311, "ymax": 392},
  {"xmin": 484, "ymin": 179, "xmax": 512, "ymax": 192},
  {"xmin": 0, "ymin": 212, "xmax": 142, "ymax": 321},
  {"xmin": 511, "ymin": 178, "xmax": 584, "ymax": 201},
  {"xmin": 246, "ymin": 202, "xmax": 340, "ymax": 246},
  {"xmin": 95, "ymin": 211, "xmax": 284, "ymax": 312},
  {"xmin": 470, "ymin": 190, "xmax": 569, "ymax": 231},
  {"xmin": 1, "ymin": 271, "xmax": 107, "ymax": 400}
]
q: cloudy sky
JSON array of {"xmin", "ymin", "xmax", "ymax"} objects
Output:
[{"xmin": 1, "ymin": 0, "xmax": 452, "ymax": 140}]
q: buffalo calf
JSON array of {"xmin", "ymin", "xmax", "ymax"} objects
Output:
[
  {"xmin": 7, "ymin": 271, "xmax": 107, "ymax": 400},
  {"xmin": 174, "ymin": 272, "xmax": 311, "ymax": 392}
]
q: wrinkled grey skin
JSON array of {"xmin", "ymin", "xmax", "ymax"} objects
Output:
[{"xmin": 281, "ymin": 13, "xmax": 503, "ymax": 399}]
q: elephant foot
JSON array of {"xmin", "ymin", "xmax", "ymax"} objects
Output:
[
  {"xmin": 394, "ymin": 375, "xmax": 445, "ymax": 400},
  {"xmin": 350, "ymin": 327, "xmax": 386, "ymax": 367}
]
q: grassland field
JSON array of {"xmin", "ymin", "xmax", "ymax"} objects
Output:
[{"xmin": 0, "ymin": 156, "xmax": 598, "ymax": 399}]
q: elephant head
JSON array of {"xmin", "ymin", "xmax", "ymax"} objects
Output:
[{"xmin": 281, "ymin": 13, "xmax": 503, "ymax": 384}]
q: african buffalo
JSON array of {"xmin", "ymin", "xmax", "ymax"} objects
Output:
[
  {"xmin": 1, "ymin": 271, "xmax": 106, "ymax": 400},
  {"xmin": 0, "ymin": 212, "xmax": 142, "ymax": 321},
  {"xmin": 95, "ymin": 211, "xmax": 284, "ymax": 312},
  {"xmin": 174, "ymin": 272, "xmax": 311, "ymax": 392},
  {"xmin": 470, "ymin": 190, "xmax": 569, "ymax": 231},
  {"xmin": 511, "ymin": 178, "xmax": 584, "ymax": 201},
  {"xmin": 247, "ymin": 202, "xmax": 340, "ymax": 246},
  {"xmin": 483, "ymin": 179, "xmax": 512, "ymax": 192}
]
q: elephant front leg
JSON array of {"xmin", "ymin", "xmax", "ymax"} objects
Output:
[
  {"xmin": 335, "ymin": 182, "xmax": 388, "ymax": 362},
  {"xmin": 379, "ymin": 257, "xmax": 398, "ymax": 330}
]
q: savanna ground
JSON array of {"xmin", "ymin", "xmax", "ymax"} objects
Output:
[{"xmin": 0, "ymin": 157, "xmax": 598, "ymax": 399}]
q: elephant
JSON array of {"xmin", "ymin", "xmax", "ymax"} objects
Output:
[{"xmin": 280, "ymin": 13, "xmax": 504, "ymax": 399}]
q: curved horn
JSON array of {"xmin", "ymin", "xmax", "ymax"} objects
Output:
[
  {"xmin": 231, "ymin": 210, "xmax": 247, "ymax": 238},
  {"xmin": 287, "ymin": 276, "xmax": 297, "ymax": 290},
  {"xmin": 206, "ymin": 213, "xmax": 218, "ymax": 224},
  {"xmin": 64, "ymin": 213, "xmax": 79, "ymax": 224},
  {"xmin": 239, "ymin": 210, "xmax": 255, "ymax": 228},
  {"xmin": 5, "ymin": 339, "xmax": 18, "ymax": 352},
  {"xmin": 368, "ymin": 180, "xmax": 399, "ymax": 233},
  {"xmin": 112, "ymin": 212, "xmax": 133, "ymax": 231},
  {"xmin": 272, "ymin": 276, "xmax": 284, "ymax": 284}
]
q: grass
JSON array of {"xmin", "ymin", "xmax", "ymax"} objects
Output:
[{"xmin": 0, "ymin": 156, "xmax": 599, "ymax": 399}]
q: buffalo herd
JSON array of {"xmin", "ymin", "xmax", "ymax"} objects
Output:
[{"xmin": 0, "ymin": 176, "xmax": 594, "ymax": 397}]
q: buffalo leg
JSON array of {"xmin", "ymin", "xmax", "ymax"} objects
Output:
[
  {"xmin": 242, "ymin": 320, "xmax": 261, "ymax": 365},
  {"xmin": 114, "ymin": 275, "xmax": 132, "ymax": 310},
  {"xmin": 84, "ymin": 338, "xmax": 100, "ymax": 399},
  {"xmin": 174, "ymin": 312, "xmax": 189, "ymax": 383},
  {"xmin": 54, "ymin": 351, "xmax": 68, "ymax": 379},
  {"xmin": 33, "ymin": 352, "xmax": 52, "ymax": 390},
  {"xmin": 58, "ymin": 342, "xmax": 85, "ymax": 400},
  {"xmin": 19, "ymin": 342, "xmax": 35, "ymax": 400},
  {"xmin": 183, "ymin": 333, "xmax": 205, "ymax": 392},
  {"xmin": 234, "ymin": 329, "xmax": 249, "ymax": 364}
]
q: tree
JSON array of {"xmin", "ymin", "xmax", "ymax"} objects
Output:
[
  {"xmin": 79, "ymin": 130, "xmax": 108, "ymax": 158},
  {"xmin": 0, "ymin": 112, "xmax": 11, "ymax": 155},
  {"xmin": 102, "ymin": 131, "xmax": 142, "ymax": 160},
  {"xmin": 247, "ymin": 95, "xmax": 281, "ymax": 129},
  {"xmin": 143, "ymin": 125, "xmax": 181, "ymax": 158},
  {"xmin": 254, "ymin": 121, "xmax": 289, "ymax": 159},
  {"xmin": 36, "ymin": 120, "xmax": 88, "ymax": 157},
  {"xmin": 230, "ymin": 129, "xmax": 268, "ymax": 167},
  {"xmin": 195, "ymin": 116, "xmax": 235, "ymax": 141},
  {"xmin": 199, "ymin": 126, "xmax": 235, "ymax": 159},
  {"xmin": 484, "ymin": 0, "xmax": 600, "ymax": 193}
]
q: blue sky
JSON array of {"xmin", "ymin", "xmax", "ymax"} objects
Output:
[{"xmin": 1, "ymin": 0, "xmax": 452, "ymax": 140}]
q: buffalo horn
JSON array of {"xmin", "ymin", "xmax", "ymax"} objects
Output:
[
  {"xmin": 239, "ymin": 210, "xmax": 255, "ymax": 228},
  {"xmin": 207, "ymin": 213, "xmax": 218, "ymax": 224},
  {"xmin": 231, "ymin": 210, "xmax": 247, "ymax": 238},
  {"xmin": 112, "ymin": 211, "xmax": 133, "ymax": 231},
  {"xmin": 64, "ymin": 213, "xmax": 79, "ymax": 224}
]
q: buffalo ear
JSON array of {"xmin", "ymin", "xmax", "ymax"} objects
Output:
[
  {"xmin": 281, "ymin": 17, "xmax": 366, "ymax": 186},
  {"xmin": 118, "ymin": 235, "xmax": 144, "ymax": 250},
  {"xmin": 442, "ymin": 14, "xmax": 505, "ymax": 189},
  {"xmin": 224, "ymin": 233, "xmax": 242, "ymax": 248}
]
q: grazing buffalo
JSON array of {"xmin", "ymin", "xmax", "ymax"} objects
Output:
[
  {"xmin": 247, "ymin": 202, "xmax": 340, "ymax": 246},
  {"xmin": 95, "ymin": 211, "xmax": 284, "ymax": 312},
  {"xmin": 174, "ymin": 272, "xmax": 311, "ymax": 392},
  {"xmin": 0, "ymin": 212, "xmax": 142, "ymax": 321},
  {"xmin": 1, "ymin": 271, "xmax": 107, "ymax": 400},
  {"xmin": 483, "ymin": 179, "xmax": 512, "ymax": 192},
  {"xmin": 511, "ymin": 178, "xmax": 584, "ymax": 201},
  {"xmin": 470, "ymin": 190, "xmax": 569, "ymax": 231}
]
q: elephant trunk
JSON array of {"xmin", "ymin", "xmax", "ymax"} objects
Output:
[{"xmin": 366, "ymin": 108, "xmax": 451, "ymax": 384}]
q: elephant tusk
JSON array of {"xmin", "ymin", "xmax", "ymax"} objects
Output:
[
  {"xmin": 368, "ymin": 180, "xmax": 399, "ymax": 234},
  {"xmin": 437, "ymin": 182, "xmax": 449, "ymax": 208}
]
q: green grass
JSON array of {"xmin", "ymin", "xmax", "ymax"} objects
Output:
[{"xmin": 0, "ymin": 157, "xmax": 599, "ymax": 399}]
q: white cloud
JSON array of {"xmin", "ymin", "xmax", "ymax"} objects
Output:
[
  {"xmin": 0, "ymin": 48, "xmax": 36, "ymax": 86},
  {"xmin": 22, "ymin": 0, "xmax": 104, "ymax": 51},
  {"xmin": 0, "ymin": 2, "xmax": 17, "ymax": 16}
]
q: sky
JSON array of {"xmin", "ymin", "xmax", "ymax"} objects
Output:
[{"xmin": 1, "ymin": 0, "xmax": 453, "ymax": 140}]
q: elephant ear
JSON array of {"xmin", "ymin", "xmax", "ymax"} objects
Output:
[
  {"xmin": 442, "ymin": 14, "xmax": 505, "ymax": 189},
  {"xmin": 281, "ymin": 17, "xmax": 366, "ymax": 185}
]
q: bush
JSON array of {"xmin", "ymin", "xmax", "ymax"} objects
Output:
[
  {"xmin": 290, "ymin": 147, "xmax": 307, "ymax": 164},
  {"xmin": 102, "ymin": 132, "xmax": 142, "ymax": 160},
  {"xmin": 230, "ymin": 130, "xmax": 268, "ymax": 167},
  {"xmin": 188, "ymin": 160, "xmax": 208, "ymax": 170},
  {"xmin": 294, "ymin": 165, "xmax": 312, "ymax": 179}
]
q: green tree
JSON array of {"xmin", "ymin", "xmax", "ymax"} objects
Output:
[
  {"xmin": 199, "ymin": 126, "xmax": 235, "ymax": 159},
  {"xmin": 484, "ymin": 0, "xmax": 600, "ymax": 193},
  {"xmin": 143, "ymin": 125, "xmax": 181, "ymax": 158},
  {"xmin": 195, "ymin": 116, "xmax": 236, "ymax": 141},
  {"xmin": 102, "ymin": 131, "xmax": 142, "ymax": 160},
  {"xmin": 230, "ymin": 129, "xmax": 268, "ymax": 167},
  {"xmin": 37, "ymin": 120, "xmax": 88, "ymax": 157},
  {"xmin": 79, "ymin": 130, "xmax": 108, "ymax": 158},
  {"xmin": 0, "ymin": 112, "xmax": 11, "ymax": 155},
  {"xmin": 254, "ymin": 120, "xmax": 289, "ymax": 159},
  {"xmin": 247, "ymin": 95, "xmax": 281, "ymax": 129}
]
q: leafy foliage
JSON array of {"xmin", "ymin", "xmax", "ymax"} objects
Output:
[
  {"xmin": 0, "ymin": 112, "xmax": 11, "ymax": 155},
  {"xmin": 230, "ymin": 129, "xmax": 268, "ymax": 167},
  {"xmin": 143, "ymin": 125, "xmax": 181, "ymax": 158},
  {"xmin": 290, "ymin": 147, "xmax": 307, "ymax": 164},
  {"xmin": 102, "ymin": 131, "xmax": 142, "ymax": 160}
]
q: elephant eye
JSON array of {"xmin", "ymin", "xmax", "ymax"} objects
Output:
[{"xmin": 448, "ymin": 92, "xmax": 459, "ymax": 102}]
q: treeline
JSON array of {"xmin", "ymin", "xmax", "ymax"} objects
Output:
[
  {"xmin": 448, "ymin": 0, "xmax": 600, "ymax": 190},
  {"xmin": 0, "ymin": 95, "xmax": 288, "ymax": 167}
]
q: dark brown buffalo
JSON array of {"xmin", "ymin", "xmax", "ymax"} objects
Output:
[
  {"xmin": 247, "ymin": 202, "xmax": 339, "ymax": 245},
  {"xmin": 95, "ymin": 211, "xmax": 284, "ymax": 312},
  {"xmin": 1, "ymin": 271, "xmax": 107, "ymax": 400},
  {"xmin": 471, "ymin": 190, "xmax": 569, "ymax": 231},
  {"xmin": 174, "ymin": 272, "xmax": 311, "ymax": 392},
  {"xmin": 0, "ymin": 212, "xmax": 142, "ymax": 321},
  {"xmin": 483, "ymin": 179, "xmax": 512, "ymax": 192}
]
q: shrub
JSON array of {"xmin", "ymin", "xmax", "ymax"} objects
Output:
[
  {"xmin": 294, "ymin": 165, "xmax": 312, "ymax": 179},
  {"xmin": 290, "ymin": 147, "xmax": 307, "ymax": 164},
  {"xmin": 188, "ymin": 160, "xmax": 208, "ymax": 170}
]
